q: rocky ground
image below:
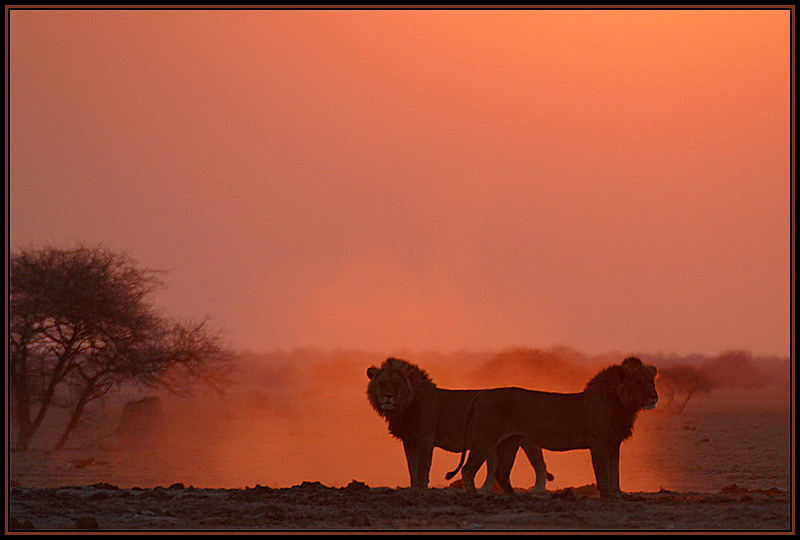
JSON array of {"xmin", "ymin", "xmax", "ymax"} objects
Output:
[{"xmin": 8, "ymin": 481, "xmax": 792, "ymax": 532}]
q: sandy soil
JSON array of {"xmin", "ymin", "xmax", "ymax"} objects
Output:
[{"xmin": 8, "ymin": 481, "xmax": 792, "ymax": 532}]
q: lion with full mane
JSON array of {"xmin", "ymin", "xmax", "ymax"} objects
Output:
[
  {"xmin": 367, "ymin": 357, "xmax": 553, "ymax": 491},
  {"xmin": 446, "ymin": 356, "xmax": 658, "ymax": 498}
]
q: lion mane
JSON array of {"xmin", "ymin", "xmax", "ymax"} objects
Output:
[
  {"xmin": 367, "ymin": 357, "xmax": 552, "ymax": 491},
  {"xmin": 446, "ymin": 356, "xmax": 658, "ymax": 498}
]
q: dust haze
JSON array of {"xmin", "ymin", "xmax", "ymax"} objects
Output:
[
  {"xmin": 9, "ymin": 10, "xmax": 791, "ymax": 360},
  {"xmin": 17, "ymin": 347, "xmax": 789, "ymax": 492}
]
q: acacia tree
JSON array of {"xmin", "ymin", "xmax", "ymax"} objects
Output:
[
  {"xmin": 9, "ymin": 245, "xmax": 232, "ymax": 450},
  {"xmin": 656, "ymin": 365, "xmax": 715, "ymax": 414}
]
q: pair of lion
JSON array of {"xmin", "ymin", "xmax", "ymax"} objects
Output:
[{"xmin": 367, "ymin": 356, "xmax": 658, "ymax": 498}]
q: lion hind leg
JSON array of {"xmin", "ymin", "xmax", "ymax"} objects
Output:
[
  {"xmin": 461, "ymin": 445, "xmax": 493, "ymax": 492},
  {"xmin": 495, "ymin": 436, "xmax": 522, "ymax": 494},
  {"xmin": 479, "ymin": 451, "xmax": 499, "ymax": 492},
  {"xmin": 520, "ymin": 438, "xmax": 550, "ymax": 493}
]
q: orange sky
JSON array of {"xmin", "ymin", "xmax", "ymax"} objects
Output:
[{"xmin": 8, "ymin": 8, "xmax": 792, "ymax": 357}]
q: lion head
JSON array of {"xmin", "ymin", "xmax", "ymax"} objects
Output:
[
  {"xmin": 587, "ymin": 356, "xmax": 658, "ymax": 412},
  {"xmin": 366, "ymin": 357, "xmax": 435, "ymax": 418}
]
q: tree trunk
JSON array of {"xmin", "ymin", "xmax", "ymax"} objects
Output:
[
  {"xmin": 10, "ymin": 340, "xmax": 34, "ymax": 449},
  {"xmin": 12, "ymin": 363, "xmax": 33, "ymax": 449},
  {"xmin": 16, "ymin": 334, "xmax": 81, "ymax": 449},
  {"xmin": 54, "ymin": 381, "xmax": 96, "ymax": 451},
  {"xmin": 15, "ymin": 425, "xmax": 35, "ymax": 451},
  {"xmin": 17, "ymin": 357, "xmax": 73, "ymax": 449}
]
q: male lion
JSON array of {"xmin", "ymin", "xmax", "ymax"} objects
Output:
[
  {"xmin": 446, "ymin": 356, "xmax": 658, "ymax": 498},
  {"xmin": 367, "ymin": 357, "xmax": 553, "ymax": 491}
]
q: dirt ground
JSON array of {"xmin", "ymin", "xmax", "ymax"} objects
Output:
[{"xmin": 7, "ymin": 480, "xmax": 793, "ymax": 532}]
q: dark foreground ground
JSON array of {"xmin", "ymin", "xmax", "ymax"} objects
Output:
[{"xmin": 7, "ymin": 481, "xmax": 793, "ymax": 532}]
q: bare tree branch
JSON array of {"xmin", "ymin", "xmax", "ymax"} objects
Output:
[{"xmin": 9, "ymin": 244, "xmax": 233, "ymax": 449}]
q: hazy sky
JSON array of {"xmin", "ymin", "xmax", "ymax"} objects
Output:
[{"xmin": 9, "ymin": 8, "xmax": 792, "ymax": 357}]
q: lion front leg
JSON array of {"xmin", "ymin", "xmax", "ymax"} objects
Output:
[
  {"xmin": 403, "ymin": 439, "xmax": 434, "ymax": 489},
  {"xmin": 607, "ymin": 443, "xmax": 622, "ymax": 495},
  {"xmin": 590, "ymin": 443, "xmax": 622, "ymax": 499}
]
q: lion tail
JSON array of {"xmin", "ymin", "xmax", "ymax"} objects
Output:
[{"xmin": 445, "ymin": 391, "xmax": 481, "ymax": 481}]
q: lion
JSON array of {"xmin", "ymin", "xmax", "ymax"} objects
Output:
[
  {"xmin": 446, "ymin": 356, "xmax": 658, "ymax": 498},
  {"xmin": 367, "ymin": 357, "xmax": 553, "ymax": 491}
]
